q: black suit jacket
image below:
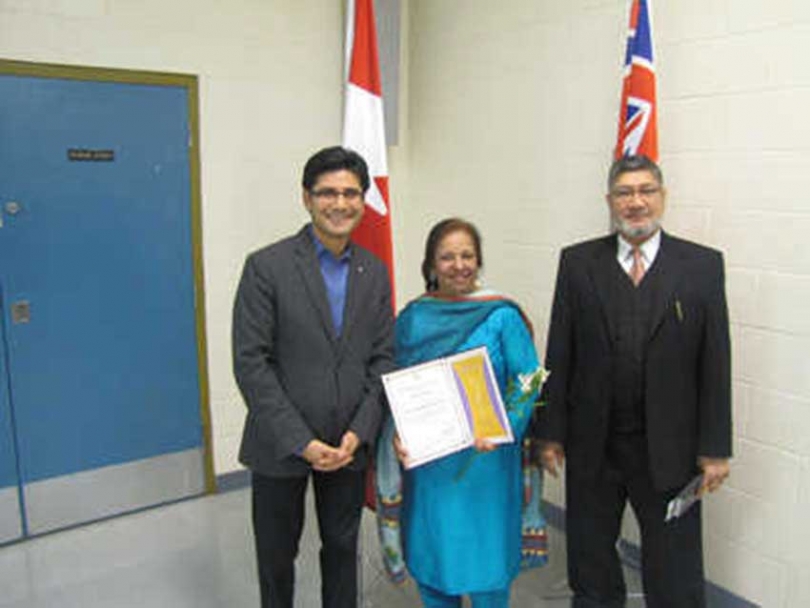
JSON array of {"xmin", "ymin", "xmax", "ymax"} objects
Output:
[
  {"xmin": 233, "ymin": 225, "xmax": 395, "ymax": 477},
  {"xmin": 536, "ymin": 231, "xmax": 732, "ymax": 490}
]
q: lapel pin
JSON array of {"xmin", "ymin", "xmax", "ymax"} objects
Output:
[
  {"xmin": 675, "ymin": 299, "xmax": 684, "ymax": 322},
  {"xmin": 357, "ymin": 265, "xmax": 364, "ymax": 273}
]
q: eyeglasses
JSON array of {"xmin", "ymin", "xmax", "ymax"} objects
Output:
[
  {"xmin": 310, "ymin": 188, "xmax": 363, "ymax": 203},
  {"xmin": 610, "ymin": 185, "xmax": 661, "ymax": 203}
]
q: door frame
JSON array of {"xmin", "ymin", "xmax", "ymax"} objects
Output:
[{"xmin": 0, "ymin": 58, "xmax": 216, "ymax": 495}]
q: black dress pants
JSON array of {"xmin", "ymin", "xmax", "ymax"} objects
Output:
[
  {"xmin": 251, "ymin": 468, "xmax": 366, "ymax": 608},
  {"xmin": 566, "ymin": 434, "xmax": 705, "ymax": 608}
]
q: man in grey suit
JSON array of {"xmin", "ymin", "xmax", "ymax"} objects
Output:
[
  {"xmin": 535, "ymin": 155, "xmax": 731, "ymax": 607},
  {"xmin": 233, "ymin": 146, "xmax": 395, "ymax": 608}
]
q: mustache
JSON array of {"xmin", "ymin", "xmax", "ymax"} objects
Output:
[{"xmin": 623, "ymin": 209, "xmax": 650, "ymax": 219}]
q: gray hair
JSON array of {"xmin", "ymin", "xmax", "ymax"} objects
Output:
[{"xmin": 607, "ymin": 155, "xmax": 664, "ymax": 191}]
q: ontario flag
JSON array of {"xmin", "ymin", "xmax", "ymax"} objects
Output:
[
  {"xmin": 615, "ymin": 0, "xmax": 658, "ymax": 161},
  {"xmin": 343, "ymin": 0, "xmax": 395, "ymax": 301}
]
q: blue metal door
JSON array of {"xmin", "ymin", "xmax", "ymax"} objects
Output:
[{"xmin": 0, "ymin": 72, "xmax": 207, "ymax": 537}]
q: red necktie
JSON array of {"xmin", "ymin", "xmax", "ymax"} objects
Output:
[{"xmin": 630, "ymin": 247, "xmax": 645, "ymax": 286}]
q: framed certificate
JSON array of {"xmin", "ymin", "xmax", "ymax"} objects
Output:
[{"xmin": 381, "ymin": 347, "xmax": 512, "ymax": 469}]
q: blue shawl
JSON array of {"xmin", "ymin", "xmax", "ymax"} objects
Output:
[{"xmin": 395, "ymin": 293, "xmax": 528, "ymax": 366}]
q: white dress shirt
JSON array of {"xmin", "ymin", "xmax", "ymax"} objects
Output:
[{"xmin": 616, "ymin": 229, "xmax": 661, "ymax": 276}]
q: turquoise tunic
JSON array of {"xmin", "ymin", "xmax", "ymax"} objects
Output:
[{"xmin": 399, "ymin": 304, "xmax": 539, "ymax": 594}]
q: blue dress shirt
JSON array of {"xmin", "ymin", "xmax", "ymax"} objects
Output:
[{"xmin": 310, "ymin": 227, "xmax": 351, "ymax": 337}]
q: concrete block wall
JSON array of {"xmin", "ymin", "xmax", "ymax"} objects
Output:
[{"xmin": 658, "ymin": 2, "xmax": 810, "ymax": 605}]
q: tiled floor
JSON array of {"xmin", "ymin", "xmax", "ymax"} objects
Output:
[{"xmin": 0, "ymin": 487, "xmax": 644, "ymax": 607}]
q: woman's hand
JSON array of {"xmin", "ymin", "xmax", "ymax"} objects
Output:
[
  {"xmin": 393, "ymin": 432, "xmax": 410, "ymax": 465},
  {"xmin": 473, "ymin": 438, "xmax": 497, "ymax": 453}
]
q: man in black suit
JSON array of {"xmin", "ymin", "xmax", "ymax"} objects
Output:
[
  {"xmin": 233, "ymin": 146, "xmax": 395, "ymax": 608},
  {"xmin": 535, "ymin": 155, "xmax": 731, "ymax": 607}
]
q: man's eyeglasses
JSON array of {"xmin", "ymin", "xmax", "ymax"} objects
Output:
[
  {"xmin": 310, "ymin": 188, "xmax": 363, "ymax": 203},
  {"xmin": 610, "ymin": 186, "xmax": 661, "ymax": 203}
]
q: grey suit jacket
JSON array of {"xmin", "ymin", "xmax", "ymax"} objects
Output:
[
  {"xmin": 535, "ymin": 231, "xmax": 732, "ymax": 490},
  {"xmin": 233, "ymin": 225, "xmax": 395, "ymax": 477}
]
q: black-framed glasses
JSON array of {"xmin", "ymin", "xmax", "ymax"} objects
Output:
[
  {"xmin": 610, "ymin": 185, "xmax": 661, "ymax": 203},
  {"xmin": 310, "ymin": 188, "xmax": 363, "ymax": 203}
]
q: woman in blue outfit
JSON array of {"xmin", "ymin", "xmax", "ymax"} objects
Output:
[{"xmin": 376, "ymin": 218, "xmax": 547, "ymax": 608}]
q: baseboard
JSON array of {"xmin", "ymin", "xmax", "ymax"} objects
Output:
[
  {"xmin": 216, "ymin": 469, "xmax": 251, "ymax": 492},
  {"xmin": 540, "ymin": 500, "xmax": 759, "ymax": 608}
]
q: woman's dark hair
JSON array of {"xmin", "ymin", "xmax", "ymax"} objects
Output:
[
  {"xmin": 421, "ymin": 218, "xmax": 483, "ymax": 292},
  {"xmin": 302, "ymin": 146, "xmax": 370, "ymax": 193}
]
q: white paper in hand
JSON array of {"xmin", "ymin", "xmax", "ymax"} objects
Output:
[{"xmin": 665, "ymin": 474, "xmax": 703, "ymax": 522}]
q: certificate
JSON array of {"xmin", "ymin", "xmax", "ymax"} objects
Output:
[{"xmin": 381, "ymin": 347, "xmax": 512, "ymax": 469}]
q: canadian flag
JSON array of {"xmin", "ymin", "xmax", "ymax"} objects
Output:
[{"xmin": 343, "ymin": 0, "xmax": 395, "ymax": 301}]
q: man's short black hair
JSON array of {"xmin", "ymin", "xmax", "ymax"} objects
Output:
[{"xmin": 302, "ymin": 146, "xmax": 371, "ymax": 193}]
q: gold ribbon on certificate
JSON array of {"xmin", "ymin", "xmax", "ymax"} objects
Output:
[
  {"xmin": 451, "ymin": 353, "xmax": 507, "ymax": 439},
  {"xmin": 381, "ymin": 346, "xmax": 512, "ymax": 468}
]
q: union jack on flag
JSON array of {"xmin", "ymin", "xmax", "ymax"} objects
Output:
[{"xmin": 615, "ymin": 0, "xmax": 658, "ymax": 161}]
